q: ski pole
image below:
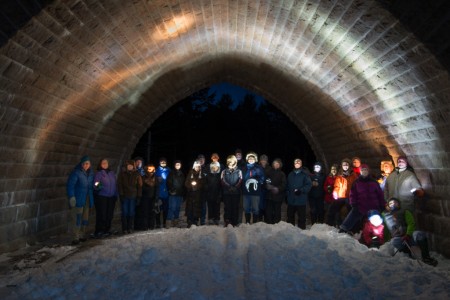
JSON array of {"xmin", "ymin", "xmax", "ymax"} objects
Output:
[{"xmin": 403, "ymin": 240, "xmax": 422, "ymax": 266}]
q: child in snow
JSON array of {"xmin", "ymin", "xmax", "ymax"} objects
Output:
[
  {"xmin": 383, "ymin": 198, "xmax": 438, "ymax": 266},
  {"xmin": 360, "ymin": 209, "xmax": 384, "ymax": 248}
]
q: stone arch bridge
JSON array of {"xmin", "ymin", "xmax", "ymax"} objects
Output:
[{"xmin": 1, "ymin": 0, "xmax": 449, "ymax": 255}]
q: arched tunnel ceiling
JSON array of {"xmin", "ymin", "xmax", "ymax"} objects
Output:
[{"xmin": 0, "ymin": 0, "xmax": 450, "ymax": 254}]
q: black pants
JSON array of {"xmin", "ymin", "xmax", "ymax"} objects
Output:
[
  {"xmin": 309, "ymin": 196, "xmax": 325, "ymax": 224},
  {"xmin": 135, "ymin": 196, "xmax": 155, "ymax": 230},
  {"xmin": 287, "ymin": 204, "xmax": 306, "ymax": 229},
  {"xmin": 207, "ymin": 197, "xmax": 221, "ymax": 222},
  {"xmin": 326, "ymin": 198, "xmax": 349, "ymax": 227},
  {"xmin": 95, "ymin": 195, "xmax": 116, "ymax": 234},
  {"xmin": 223, "ymin": 194, "xmax": 240, "ymax": 226},
  {"xmin": 265, "ymin": 199, "xmax": 282, "ymax": 224}
]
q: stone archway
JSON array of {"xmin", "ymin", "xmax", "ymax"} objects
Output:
[{"xmin": 0, "ymin": 0, "xmax": 449, "ymax": 255}]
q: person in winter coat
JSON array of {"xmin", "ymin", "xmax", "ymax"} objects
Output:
[
  {"xmin": 135, "ymin": 164, "xmax": 157, "ymax": 230},
  {"xmin": 326, "ymin": 158, "xmax": 358, "ymax": 227},
  {"xmin": 235, "ymin": 148, "xmax": 246, "ymax": 224},
  {"xmin": 185, "ymin": 160, "xmax": 205, "ymax": 227},
  {"xmin": 309, "ymin": 162, "xmax": 326, "ymax": 224},
  {"xmin": 93, "ymin": 158, "xmax": 118, "ymax": 238},
  {"xmin": 352, "ymin": 157, "xmax": 362, "ymax": 177},
  {"xmin": 265, "ymin": 158, "xmax": 286, "ymax": 224},
  {"xmin": 155, "ymin": 157, "xmax": 170, "ymax": 228},
  {"xmin": 286, "ymin": 158, "xmax": 312, "ymax": 229},
  {"xmin": 383, "ymin": 198, "xmax": 437, "ymax": 266},
  {"xmin": 259, "ymin": 154, "xmax": 272, "ymax": 222},
  {"xmin": 323, "ymin": 164, "xmax": 338, "ymax": 220},
  {"xmin": 66, "ymin": 155, "xmax": 95, "ymax": 245},
  {"xmin": 221, "ymin": 155, "xmax": 243, "ymax": 227},
  {"xmin": 377, "ymin": 159, "xmax": 394, "ymax": 191},
  {"xmin": 166, "ymin": 160, "xmax": 185, "ymax": 228},
  {"xmin": 339, "ymin": 164, "xmax": 385, "ymax": 234},
  {"xmin": 134, "ymin": 156, "xmax": 145, "ymax": 177},
  {"xmin": 360, "ymin": 209, "xmax": 384, "ymax": 248},
  {"xmin": 383, "ymin": 156, "xmax": 424, "ymax": 214},
  {"xmin": 204, "ymin": 161, "xmax": 222, "ymax": 225},
  {"xmin": 242, "ymin": 152, "xmax": 265, "ymax": 224},
  {"xmin": 118, "ymin": 160, "xmax": 143, "ymax": 234}
]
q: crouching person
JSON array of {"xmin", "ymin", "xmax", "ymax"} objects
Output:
[
  {"xmin": 66, "ymin": 155, "xmax": 95, "ymax": 245},
  {"xmin": 118, "ymin": 160, "xmax": 143, "ymax": 234},
  {"xmin": 384, "ymin": 198, "xmax": 438, "ymax": 266},
  {"xmin": 360, "ymin": 210, "xmax": 384, "ymax": 248}
]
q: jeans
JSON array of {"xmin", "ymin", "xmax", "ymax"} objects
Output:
[
  {"xmin": 121, "ymin": 197, "xmax": 136, "ymax": 217},
  {"xmin": 243, "ymin": 195, "xmax": 260, "ymax": 215},
  {"xmin": 167, "ymin": 195, "xmax": 183, "ymax": 220},
  {"xmin": 340, "ymin": 207, "xmax": 363, "ymax": 232}
]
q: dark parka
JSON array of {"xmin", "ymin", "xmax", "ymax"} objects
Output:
[
  {"xmin": 287, "ymin": 168, "xmax": 312, "ymax": 206},
  {"xmin": 118, "ymin": 169, "xmax": 143, "ymax": 199},
  {"xmin": 167, "ymin": 169, "xmax": 186, "ymax": 196},
  {"xmin": 265, "ymin": 168, "xmax": 287, "ymax": 202},
  {"xmin": 185, "ymin": 169, "xmax": 204, "ymax": 218}
]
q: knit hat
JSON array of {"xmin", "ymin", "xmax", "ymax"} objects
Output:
[
  {"xmin": 80, "ymin": 155, "xmax": 90, "ymax": 164},
  {"xmin": 360, "ymin": 164, "xmax": 369, "ymax": 169},
  {"xmin": 246, "ymin": 152, "xmax": 258, "ymax": 162},
  {"xmin": 272, "ymin": 158, "xmax": 283, "ymax": 168},
  {"xmin": 260, "ymin": 154, "xmax": 269, "ymax": 162}
]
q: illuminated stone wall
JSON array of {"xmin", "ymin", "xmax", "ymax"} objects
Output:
[{"xmin": 1, "ymin": 0, "xmax": 449, "ymax": 255}]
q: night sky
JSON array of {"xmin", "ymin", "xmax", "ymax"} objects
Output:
[{"xmin": 132, "ymin": 82, "xmax": 316, "ymax": 173}]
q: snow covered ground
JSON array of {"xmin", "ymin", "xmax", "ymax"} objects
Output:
[{"xmin": 1, "ymin": 222, "xmax": 450, "ymax": 299}]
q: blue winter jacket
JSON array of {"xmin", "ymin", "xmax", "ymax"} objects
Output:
[
  {"xmin": 156, "ymin": 166, "xmax": 170, "ymax": 199},
  {"xmin": 66, "ymin": 163, "xmax": 95, "ymax": 208},
  {"xmin": 242, "ymin": 163, "xmax": 265, "ymax": 196},
  {"xmin": 287, "ymin": 168, "xmax": 312, "ymax": 206}
]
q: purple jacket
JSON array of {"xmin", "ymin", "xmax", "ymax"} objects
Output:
[
  {"xmin": 94, "ymin": 169, "xmax": 118, "ymax": 198},
  {"xmin": 349, "ymin": 176, "xmax": 385, "ymax": 215}
]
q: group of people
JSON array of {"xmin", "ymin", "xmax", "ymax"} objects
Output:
[{"xmin": 66, "ymin": 150, "xmax": 437, "ymax": 266}]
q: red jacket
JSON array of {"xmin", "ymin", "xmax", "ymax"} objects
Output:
[{"xmin": 323, "ymin": 175, "xmax": 336, "ymax": 203}]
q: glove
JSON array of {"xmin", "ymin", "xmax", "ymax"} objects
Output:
[
  {"xmin": 402, "ymin": 235, "xmax": 412, "ymax": 244},
  {"xmin": 136, "ymin": 198, "xmax": 141, "ymax": 206},
  {"xmin": 69, "ymin": 197, "xmax": 76, "ymax": 208},
  {"xmin": 294, "ymin": 189, "xmax": 302, "ymax": 196},
  {"xmin": 413, "ymin": 189, "xmax": 425, "ymax": 198},
  {"xmin": 327, "ymin": 185, "xmax": 332, "ymax": 194}
]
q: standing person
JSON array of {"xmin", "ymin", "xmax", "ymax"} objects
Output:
[
  {"xmin": 323, "ymin": 163, "xmax": 338, "ymax": 221},
  {"xmin": 384, "ymin": 156, "xmax": 424, "ymax": 214},
  {"xmin": 134, "ymin": 156, "xmax": 145, "ymax": 177},
  {"xmin": 197, "ymin": 154, "xmax": 208, "ymax": 226},
  {"xmin": 383, "ymin": 198, "xmax": 437, "ymax": 266},
  {"xmin": 235, "ymin": 148, "xmax": 246, "ymax": 224},
  {"xmin": 339, "ymin": 164, "xmax": 385, "ymax": 234},
  {"xmin": 377, "ymin": 160, "xmax": 394, "ymax": 191},
  {"xmin": 242, "ymin": 152, "xmax": 265, "ymax": 224},
  {"xmin": 259, "ymin": 154, "xmax": 272, "ymax": 222},
  {"xmin": 309, "ymin": 162, "xmax": 326, "ymax": 224},
  {"xmin": 66, "ymin": 155, "xmax": 95, "ymax": 245},
  {"xmin": 265, "ymin": 158, "xmax": 286, "ymax": 224},
  {"xmin": 93, "ymin": 158, "xmax": 118, "ymax": 238},
  {"xmin": 166, "ymin": 160, "xmax": 185, "ymax": 228},
  {"xmin": 286, "ymin": 158, "xmax": 312, "ymax": 229},
  {"xmin": 155, "ymin": 157, "xmax": 170, "ymax": 228},
  {"xmin": 185, "ymin": 160, "xmax": 205, "ymax": 227},
  {"xmin": 352, "ymin": 157, "xmax": 362, "ymax": 177},
  {"xmin": 118, "ymin": 160, "xmax": 143, "ymax": 234},
  {"xmin": 326, "ymin": 158, "xmax": 358, "ymax": 228},
  {"xmin": 221, "ymin": 155, "xmax": 243, "ymax": 227},
  {"xmin": 204, "ymin": 161, "xmax": 222, "ymax": 225},
  {"xmin": 135, "ymin": 164, "xmax": 157, "ymax": 230}
]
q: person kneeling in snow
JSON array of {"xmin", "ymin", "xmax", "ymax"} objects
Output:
[
  {"xmin": 383, "ymin": 198, "xmax": 438, "ymax": 266},
  {"xmin": 360, "ymin": 210, "xmax": 384, "ymax": 248}
]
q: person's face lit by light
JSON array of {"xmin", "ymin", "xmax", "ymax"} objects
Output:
[
  {"xmin": 352, "ymin": 159, "xmax": 361, "ymax": 168},
  {"xmin": 100, "ymin": 159, "xmax": 108, "ymax": 170},
  {"xmin": 360, "ymin": 167, "xmax": 369, "ymax": 177},
  {"xmin": 330, "ymin": 167, "xmax": 337, "ymax": 176},
  {"xmin": 82, "ymin": 161, "xmax": 91, "ymax": 171},
  {"xmin": 342, "ymin": 162, "xmax": 349, "ymax": 171},
  {"xmin": 383, "ymin": 163, "xmax": 393, "ymax": 174},
  {"xmin": 175, "ymin": 163, "xmax": 182, "ymax": 170}
]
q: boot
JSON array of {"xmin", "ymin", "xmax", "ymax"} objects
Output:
[
  {"xmin": 245, "ymin": 213, "xmax": 251, "ymax": 224},
  {"xmin": 79, "ymin": 225, "xmax": 87, "ymax": 242},
  {"xmin": 166, "ymin": 220, "xmax": 172, "ymax": 229},
  {"xmin": 172, "ymin": 219, "xmax": 179, "ymax": 228},
  {"xmin": 128, "ymin": 217, "xmax": 134, "ymax": 233},
  {"xmin": 121, "ymin": 217, "xmax": 128, "ymax": 234}
]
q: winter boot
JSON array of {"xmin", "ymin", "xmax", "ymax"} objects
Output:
[
  {"xmin": 128, "ymin": 217, "xmax": 134, "ymax": 233},
  {"xmin": 417, "ymin": 239, "xmax": 438, "ymax": 266},
  {"xmin": 166, "ymin": 220, "xmax": 172, "ymax": 229},
  {"xmin": 245, "ymin": 213, "xmax": 251, "ymax": 224},
  {"xmin": 79, "ymin": 225, "xmax": 88, "ymax": 242},
  {"xmin": 121, "ymin": 217, "xmax": 128, "ymax": 234}
]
